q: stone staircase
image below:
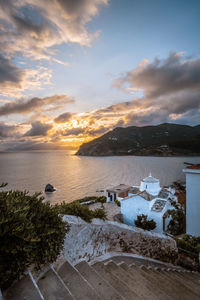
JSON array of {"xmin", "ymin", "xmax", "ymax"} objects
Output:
[{"xmin": 3, "ymin": 255, "xmax": 200, "ymax": 300}]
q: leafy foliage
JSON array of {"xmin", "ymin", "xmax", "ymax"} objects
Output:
[
  {"xmin": 173, "ymin": 181, "xmax": 185, "ymax": 192},
  {"xmin": 175, "ymin": 234, "xmax": 200, "ymax": 254},
  {"xmin": 114, "ymin": 199, "xmax": 121, "ymax": 207},
  {"xmin": 167, "ymin": 208, "xmax": 185, "ymax": 235},
  {"xmin": 0, "ymin": 187, "xmax": 68, "ymax": 289},
  {"xmin": 92, "ymin": 208, "xmax": 107, "ymax": 220},
  {"xmin": 134, "ymin": 214, "xmax": 156, "ymax": 231},
  {"xmin": 53, "ymin": 201, "xmax": 107, "ymax": 222}
]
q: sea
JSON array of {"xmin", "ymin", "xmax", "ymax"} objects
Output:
[{"xmin": 0, "ymin": 151, "xmax": 199, "ymax": 204}]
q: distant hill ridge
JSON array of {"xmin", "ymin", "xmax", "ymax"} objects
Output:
[{"xmin": 76, "ymin": 123, "xmax": 200, "ymax": 156}]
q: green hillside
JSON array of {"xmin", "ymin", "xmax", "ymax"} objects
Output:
[{"xmin": 76, "ymin": 123, "xmax": 200, "ymax": 156}]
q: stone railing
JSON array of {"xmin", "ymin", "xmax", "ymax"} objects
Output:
[{"xmin": 63, "ymin": 215, "xmax": 178, "ymax": 266}]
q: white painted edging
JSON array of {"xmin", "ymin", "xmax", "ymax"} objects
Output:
[
  {"xmin": 50, "ymin": 266, "xmax": 75, "ymax": 299},
  {"xmin": 28, "ymin": 271, "xmax": 44, "ymax": 300},
  {"xmin": 88, "ymin": 251, "xmax": 175, "ymax": 266}
]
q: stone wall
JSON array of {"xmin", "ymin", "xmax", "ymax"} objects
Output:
[{"xmin": 63, "ymin": 215, "xmax": 178, "ymax": 265}]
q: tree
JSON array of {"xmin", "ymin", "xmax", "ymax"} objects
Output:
[
  {"xmin": 167, "ymin": 208, "xmax": 186, "ymax": 235},
  {"xmin": 134, "ymin": 214, "xmax": 156, "ymax": 231},
  {"xmin": 0, "ymin": 186, "xmax": 69, "ymax": 289}
]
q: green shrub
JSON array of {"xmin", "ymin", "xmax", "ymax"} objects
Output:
[
  {"xmin": 167, "ymin": 208, "xmax": 185, "ymax": 235},
  {"xmin": 53, "ymin": 201, "xmax": 94, "ymax": 222},
  {"xmin": 96, "ymin": 196, "xmax": 106, "ymax": 204},
  {"xmin": 134, "ymin": 214, "xmax": 156, "ymax": 231},
  {"xmin": 53, "ymin": 201, "xmax": 107, "ymax": 222},
  {"xmin": 0, "ymin": 186, "xmax": 68, "ymax": 289},
  {"xmin": 175, "ymin": 234, "xmax": 200, "ymax": 254},
  {"xmin": 114, "ymin": 199, "xmax": 121, "ymax": 207},
  {"xmin": 92, "ymin": 208, "xmax": 107, "ymax": 220}
]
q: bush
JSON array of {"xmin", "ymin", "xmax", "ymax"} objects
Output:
[
  {"xmin": 92, "ymin": 208, "xmax": 107, "ymax": 220},
  {"xmin": 53, "ymin": 201, "xmax": 107, "ymax": 222},
  {"xmin": 134, "ymin": 214, "xmax": 156, "ymax": 231},
  {"xmin": 0, "ymin": 185, "xmax": 68, "ymax": 289},
  {"xmin": 53, "ymin": 201, "xmax": 94, "ymax": 222},
  {"xmin": 114, "ymin": 199, "xmax": 121, "ymax": 207},
  {"xmin": 167, "ymin": 208, "xmax": 185, "ymax": 235},
  {"xmin": 175, "ymin": 234, "xmax": 200, "ymax": 254},
  {"xmin": 96, "ymin": 196, "xmax": 106, "ymax": 204}
]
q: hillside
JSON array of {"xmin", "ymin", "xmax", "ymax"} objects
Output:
[{"xmin": 76, "ymin": 123, "xmax": 200, "ymax": 156}]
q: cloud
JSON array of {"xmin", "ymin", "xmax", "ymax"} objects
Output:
[
  {"xmin": 0, "ymin": 0, "xmax": 108, "ymax": 61},
  {"xmin": 0, "ymin": 0, "xmax": 108, "ymax": 96},
  {"xmin": 1, "ymin": 139, "xmax": 61, "ymax": 152},
  {"xmin": 113, "ymin": 52, "xmax": 200, "ymax": 125},
  {"xmin": 0, "ymin": 61, "xmax": 52, "ymax": 97},
  {"xmin": 63, "ymin": 127, "xmax": 85, "ymax": 136},
  {"xmin": 54, "ymin": 112, "xmax": 72, "ymax": 123},
  {"xmin": 115, "ymin": 52, "xmax": 200, "ymax": 98},
  {"xmin": 24, "ymin": 121, "xmax": 52, "ymax": 136},
  {"xmin": 86, "ymin": 126, "xmax": 108, "ymax": 136},
  {"xmin": 0, "ymin": 54, "xmax": 24, "ymax": 86},
  {"xmin": 0, "ymin": 94, "xmax": 75, "ymax": 116},
  {"xmin": 0, "ymin": 122, "xmax": 21, "ymax": 138}
]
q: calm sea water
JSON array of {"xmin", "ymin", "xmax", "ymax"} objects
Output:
[{"xmin": 0, "ymin": 151, "xmax": 199, "ymax": 204}]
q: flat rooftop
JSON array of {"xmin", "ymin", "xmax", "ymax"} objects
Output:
[
  {"xmin": 187, "ymin": 164, "xmax": 200, "ymax": 170},
  {"xmin": 151, "ymin": 199, "xmax": 167, "ymax": 212},
  {"xmin": 106, "ymin": 184, "xmax": 131, "ymax": 193}
]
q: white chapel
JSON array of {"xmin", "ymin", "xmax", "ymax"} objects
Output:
[{"xmin": 106, "ymin": 173, "xmax": 176, "ymax": 233}]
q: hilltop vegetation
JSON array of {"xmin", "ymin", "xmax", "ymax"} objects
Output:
[{"xmin": 76, "ymin": 123, "xmax": 200, "ymax": 156}]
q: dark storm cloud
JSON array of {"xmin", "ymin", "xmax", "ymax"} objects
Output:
[
  {"xmin": 54, "ymin": 112, "xmax": 72, "ymax": 123},
  {"xmin": 24, "ymin": 121, "xmax": 52, "ymax": 136},
  {"xmin": 0, "ymin": 95, "xmax": 75, "ymax": 116}
]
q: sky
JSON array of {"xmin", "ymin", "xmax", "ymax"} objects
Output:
[{"xmin": 0, "ymin": 0, "xmax": 200, "ymax": 151}]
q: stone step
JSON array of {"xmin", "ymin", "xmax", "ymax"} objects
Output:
[
  {"xmin": 119, "ymin": 262, "xmax": 170, "ymax": 300},
  {"xmin": 57, "ymin": 260, "xmax": 101, "ymax": 300},
  {"xmin": 75, "ymin": 261, "xmax": 123, "ymax": 300},
  {"xmin": 4, "ymin": 273, "xmax": 42, "ymax": 300},
  {"xmin": 138, "ymin": 265, "xmax": 199, "ymax": 300},
  {"xmin": 92, "ymin": 262, "xmax": 138, "ymax": 300},
  {"xmin": 155, "ymin": 268, "xmax": 200, "ymax": 300},
  {"xmin": 174, "ymin": 270, "xmax": 200, "ymax": 284},
  {"xmin": 109, "ymin": 255, "xmax": 180, "ymax": 270},
  {"xmin": 128, "ymin": 263, "xmax": 182, "ymax": 300},
  {"xmin": 105, "ymin": 260, "xmax": 163, "ymax": 300},
  {"xmin": 162, "ymin": 270, "xmax": 200, "ymax": 297},
  {"xmin": 37, "ymin": 268, "xmax": 73, "ymax": 300},
  {"xmin": 177, "ymin": 270, "xmax": 200, "ymax": 282}
]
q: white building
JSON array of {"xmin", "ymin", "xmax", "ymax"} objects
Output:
[
  {"xmin": 106, "ymin": 184, "xmax": 131, "ymax": 203},
  {"xmin": 106, "ymin": 173, "xmax": 176, "ymax": 233},
  {"xmin": 140, "ymin": 173, "xmax": 161, "ymax": 196},
  {"xmin": 183, "ymin": 164, "xmax": 200, "ymax": 236}
]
